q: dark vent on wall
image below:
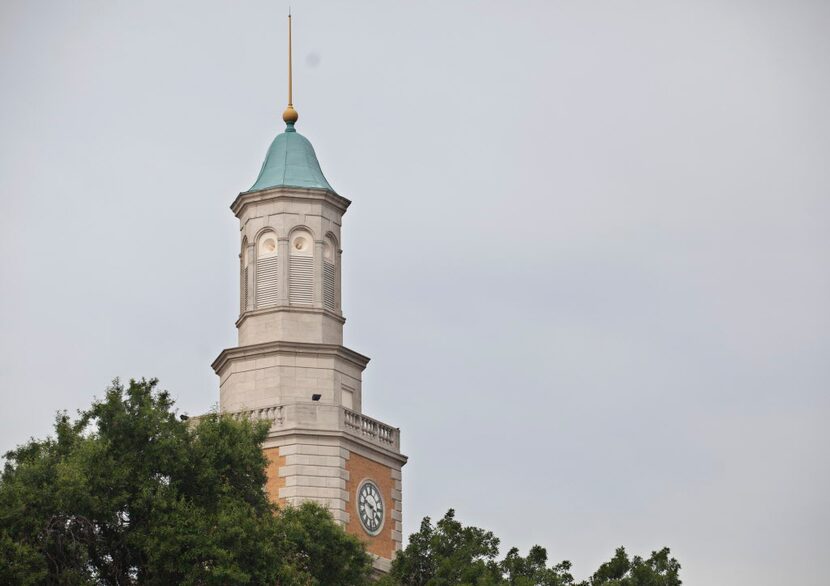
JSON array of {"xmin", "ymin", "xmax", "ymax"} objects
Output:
[
  {"xmin": 323, "ymin": 261, "xmax": 336, "ymax": 310},
  {"xmin": 289, "ymin": 256, "xmax": 313, "ymax": 305},
  {"xmin": 255, "ymin": 256, "xmax": 279, "ymax": 308}
]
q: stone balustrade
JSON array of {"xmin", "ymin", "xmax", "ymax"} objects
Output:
[
  {"xmin": 212, "ymin": 403, "xmax": 400, "ymax": 452},
  {"xmin": 343, "ymin": 408, "xmax": 399, "ymax": 450},
  {"xmin": 228, "ymin": 404, "xmax": 285, "ymax": 426}
]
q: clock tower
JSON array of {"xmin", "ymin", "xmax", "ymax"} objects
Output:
[{"xmin": 211, "ymin": 14, "xmax": 407, "ymax": 572}]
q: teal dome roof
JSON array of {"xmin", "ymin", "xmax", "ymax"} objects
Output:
[{"xmin": 248, "ymin": 122, "xmax": 334, "ymax": 193}]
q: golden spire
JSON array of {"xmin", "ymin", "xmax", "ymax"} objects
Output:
[{"xmin": 282, "ymin": 10, "xmax": 299, "ymax": 125}]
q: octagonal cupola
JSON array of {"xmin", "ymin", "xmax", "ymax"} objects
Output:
[{"xmin": 230, "ymin": 65, "xmax": 349, "ymax": 350}]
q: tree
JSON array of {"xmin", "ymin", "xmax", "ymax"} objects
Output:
[
  {"xmin": 382, "ymin": 510, "xmax": 680, "ymax": 586},
  {"xmin": 381, "ymin": 509, "xmax": 503, "ymax": 586},
  {"xmin": 501, "ymin": 546, "xmax": 575, "ymax": 586},
  {"xmin": 278, "ymin": 502, "xmax": 373, "ymax": 585},
  {"xmin": 0, "ymin": 378, "xmax": 372, "ymax": 585},
  {"xmin": 584, "ymin": 547, "xmax": 681, "ymax": 586}
]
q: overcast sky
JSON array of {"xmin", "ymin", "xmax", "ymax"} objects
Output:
[{"xmin": 1, "ymin": 1, "xmax": 828, "ymax": 584}]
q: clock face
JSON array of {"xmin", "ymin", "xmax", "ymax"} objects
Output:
[{"xmin": 357, "ymin": 480, "xmax": 384, "ymax": 535}]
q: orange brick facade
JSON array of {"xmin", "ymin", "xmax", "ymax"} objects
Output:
[
  {"xmin": 261, "ymin": 445, "xmax": 397, "ymax": 561},
  {"xmin": 263, "ymin": 446, "xmax": 286, "ymax": 506},
  {"xmin": 345, "ymin": 451, "xmax": 396, "ymax": 559}
]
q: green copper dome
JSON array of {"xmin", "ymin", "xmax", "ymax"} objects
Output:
[{"xmin": 248, "ymin": 122, "xmax": 334, "ymax": 193}]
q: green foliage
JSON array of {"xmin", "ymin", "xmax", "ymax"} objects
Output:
[
  {"xmin": 279, "ymin": 502, "xmax": 373, "ymax": 585},
  {"xmin": 382, "ymin": 509, "xmax": 502, "ymax": 586},
  {"xmin": 382, "ymin": 510, "xmax": 680, "ymax": 586},
  {"xmin": 501, "ymin": 546, "xmax": 575, "ymax": 586},
  {"xmin": 0, "ymin": 378, "xmax": 372, "ymax": 586},
  {"xmin": 584, "ymin": 547, "xmax": 681, "ymax": 586}
]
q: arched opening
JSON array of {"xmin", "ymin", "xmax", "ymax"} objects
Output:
[
  {"xmin": 289, "ymin": 229, "xmax": 314, "ymax": 305},
  {"xmin": 255, "ymin": 231, "xmax": 279, "ymax": 308}
]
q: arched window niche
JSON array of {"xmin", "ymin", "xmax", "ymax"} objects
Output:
[
  {"xmin": 289, "ymin": 228, "xmax": 314, "ymax": 306},
  {"xmin": 255, "ymin": 230, "xmax": 279, "ymax": 309}
]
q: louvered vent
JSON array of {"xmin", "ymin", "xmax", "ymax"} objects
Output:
[
  {"xmin": 290, "ymin": 256, "xmax": 314, "ymax": 305},
  {"xmin": 241, "ymin": 266, "xmax": 249, "ymax": 312},
  {"xmin": 255, "ymin": 256, "xmax": 279, "ymax": 308},
  {"xmin": 323, "ymin": 261, "xmax": 336, "ymax": 310}
]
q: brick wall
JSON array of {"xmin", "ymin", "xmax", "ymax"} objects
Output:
[
  {"xmin": 345, "ymin": 451, "xmax": 395, "ymax": 559},
  {"xmin": 263, "ymin": 446, "xmax": 286, "ymax": 506}
]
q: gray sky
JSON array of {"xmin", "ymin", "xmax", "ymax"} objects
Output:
[{"xmin": 1, "ymin": 1, "xmax": 828, "ymax": 584}]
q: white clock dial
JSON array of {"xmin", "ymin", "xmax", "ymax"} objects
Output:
[{"xmin": 357, "ymin": 480, "xmax": 384, "ymax": 535}]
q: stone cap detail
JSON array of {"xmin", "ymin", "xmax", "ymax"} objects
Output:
[
  {"xmin": 234, "ymin": 305, "xmax": 346, "ymax": 330},
  {"xmin": 231, "ymin": 185, "xmax": 351, "ymax": 218},
  {"xmin": 211, "ymin": 340, "xmax": 370, "ymax": 376}
]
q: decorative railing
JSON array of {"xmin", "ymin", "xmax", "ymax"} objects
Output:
[
  {"xmin": 209, "ymin": 404, "xmax": 400, "ymax": 452},
  {"xmin": 228, "ymin": 405, "xmax": 285, "ymax": 426},
  {"xmin": 343, "ymin": 409, "xmax": 399, "ymax": 449}
]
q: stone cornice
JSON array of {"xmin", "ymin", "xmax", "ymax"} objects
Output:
[
  {"xmin": 231, "ymin": 186, "xmax": 352, "ymax": 218},
  {"xmin": 263, "ymin": 428, "xmax": 408, "ymax": 466},
  {"xmin": 211, "ymin": 340, "xmax": 370, "ymax": 375}
]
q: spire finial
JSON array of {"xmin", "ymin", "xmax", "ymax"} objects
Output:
[{"xmin": 282, "ymin": 10, "xmax": 299, "ymax": 128}]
